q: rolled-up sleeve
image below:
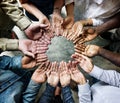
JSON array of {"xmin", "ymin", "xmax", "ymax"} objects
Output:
[{"xmin": 0, "ymin": 0, "xmax": 31, "ymax": 30}]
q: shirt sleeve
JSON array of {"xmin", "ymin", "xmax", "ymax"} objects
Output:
[
  {"xmin": 0, "ymin": 0, "xmax": 31, "ymax": 30},
  {"xmin": 89, "ymin": 65, "xmax": 120, "ymax": 87},
  {"xmin": 39, "ymin": 83, "xmax": 55, "ymax": 103},
  {"xmin": 91, "ymin": 18, "xmax": 104, "ymax": 26},
  {"xmin": 0, "ymin": 55, "xmax": 22, "ymax": 70},
  {"xmin": 0, "ymin": 38, "xmax": 19, "ymax": 51},
  {"xmin": 78, "ymin": 81, "xmax": 91, "ymax": 103},
  {"xmin": 62, "ymin": 85, "xmax": 75, "ymax": 103},
  {"xmin": 23, "ymin": 80, "xmax": 42, "ymax": 103},
  {"xmin": 65, "ymin": 0, "xmax": 74, "ymax": 5}
]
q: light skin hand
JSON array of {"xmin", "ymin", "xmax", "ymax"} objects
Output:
[
  {"xmin": 72, "ymin": 54, "xmax": 93, "ymax": 73},
  {"xmin": 47, "ymin": 62, "xmax": 59, "ymax": 87},
  {"xmin": 24, "ymin": 22, "xmax": 48, "ymax": 40},
  {"xmin": 31, "ymin": 64, "xmax": 47, "ymax": 84},
  {"xmin": 59, "ymin": 61, "xmax": 71, "ymax": 87},
  {"xmin": 19, "ymin": 39, "xmax": 37, "ymax": 58},
  {"xmin": 69, "ymin": 61, "xmax": 86, "ymax": 85},
  {"xmin": 22, "ymin": 55, "xmax": 36, "ymax": 69}
]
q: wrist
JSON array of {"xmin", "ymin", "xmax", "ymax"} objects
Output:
[{"xmin": 53, "ymin": 7, "xmax": 61, "ymax": 14}]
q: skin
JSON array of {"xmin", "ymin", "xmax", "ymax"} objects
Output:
[
  {"xmin": 24, "ymin": 23, "xmax": 48, "ymax": 40},
  {"xmin": 72, "ymin": 54, "xmax": 93, "ymax": 73},
  {"xmin": 59, "ymin": 61, "xmax": 71, "ymax": 87},
  {"xmin": 47, "ymin": 62, "xmax": 59, "ymax": 87},
  {"xmin": 69, "ymin": 61, "xmax": 86, "ymax": 85},
  {"xmin": 74, "ymin": 44, "xmax": 120, "ymax": 67},
  {"xmin": 31, "ymin": 64, "xmax": 47, "ymax": 83}
]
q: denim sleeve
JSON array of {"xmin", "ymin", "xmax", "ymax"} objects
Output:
[
  {"xmin": 23, "ymin": 80, "xmax": 42, "ymax": 103},
  {"xmin": 0, "ymin": 55, "xmax": 22, "ymax": 70},
  {"xmin": 39, "ymin": 83, "xmax": 55, "ymax": 103},
  {"xmin": 62, "ymin": 85, "xmax": 75, "ymax": 103}
]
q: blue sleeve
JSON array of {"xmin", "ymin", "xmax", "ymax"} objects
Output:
[
  {"xmin": 23, "ymin": 80, "xmax": 42, "ymax": 103},
  {"xmin": 62, "ymin": 85, "xmax": 75, "ymax": 103},
  {"xmin": 39, "ymin": 83, "xmax": 55, "ymax": 103},
  {"xmin": 0, "ymin": 55, "xmax": 22, "ymax": 70}
]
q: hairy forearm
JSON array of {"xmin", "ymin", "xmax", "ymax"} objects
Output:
[
  {"xmin": 96, "ymin": 13, "xmax": 120, "ymax": 34},
  {"xmin": 99, "ymin": 47, "xmax": 120, "ymax": 67},
  {"xmin": 53, "ymin": 0, "xmax": 64, "ymax": 14}
]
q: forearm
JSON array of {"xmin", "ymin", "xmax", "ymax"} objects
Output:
[
  {"xmin": 62, "ymin": 85, "xmax": 75, "ymax": 103},
  {"xmin": 89, "ymin": 65, "xmax": 120, "ymax": 87},
  {"xmin": 53, "ymin": 0, "xmax": 64, "ymax": 14},
  {"xmin": 96, "ymin": 13, "xmax": 120, "ymax": 35},
  {"xmin": 0, "ymin": 38, "xmax": 19, "ymax": 51},
  {"xmin": 21, "ymin": 2, "xmax": 45, "ymax": 20},
  {"xmin": 0, "ymin": 0, "xmax": 31, "ymax": 30},
  {"xmin": 98, "ymin": 47, "xmax": 120, "ymax": 67},
  {"xmin": 65, "ymin": 2, "xmax": 74, "ymax": 16},
  {"xmin": 78, "ymin": 82, "xmax": 91, "ymax": 103},
  {"xmin": 23, "ymin": 80, "xmax": 42, "ymax": 103}
]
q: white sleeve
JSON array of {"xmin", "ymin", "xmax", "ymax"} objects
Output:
[
  {"xmin": 89, "ymin": 65, "xmax": 120, "ymax": 87},
  {"xmin": 92, "ymin": 18, "xmax": 104, "ymax": 26},
  {"xmin": 78, "ymin": 81, "xmax": 91, "ymax": 103},
  {"xmin": 65, "ymin": 0, "xmax": 74, "ymax": 5}
]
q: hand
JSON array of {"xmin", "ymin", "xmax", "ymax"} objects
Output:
[
  {"xmin": 22, "ymin": 55, "xmax": 36, "ymax": 69},
  {"xmin": 66, "ymin": 21, "xmax": 83, "ymax": 42},
  {"xmin": 62, "ymin": 16, "xmax": 74, "ymax": 29},
  {"xmin": 77, "ymin": 28, "xmax": 98, "ymax": 44},
  {"xmin": 51, "ymin": 13, "xmax": 63, "ymax": 36},
  {"xmin": 36, "ymin": 53, "xmax": 48, "ymax": 65},
  {"xmin": 19, "ymin": 39, "xmax": 38, "ymax": 58},
  {"xmin": 31, "ymin": 64, "xmax": 47, "ymax": 83},
  {"xmin": 75, "ymin": 44, "xmax": 100, "ymax": 57},
  {"xmin": 79, "ymin": 19, "xmax": 93, "ymax": 26},
  {"xmin": 24, "ymin": 22, "xmax": 48, "ymax": 40},
  {"xmin": 69, "ymin": 61, "xmax": 86, "ymax": 85},
  {"xmin": 47, "ymin": 62, "xmax": 59, "ymax": 87},
  {"xmin": 72, "ymin": 54, "xmax": 93, "ymax": 73},
  {"xmin": 59, "ymin": 61, "xmax": 71, "ymax": 87},
  {"xmin": 39, "ymin": 15, "xmax": 50, "ymax": 28}
]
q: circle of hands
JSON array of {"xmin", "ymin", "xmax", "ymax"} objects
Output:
[{"xmin": 21, "ymin": 19, "xmax": 98, "ymax": 85}]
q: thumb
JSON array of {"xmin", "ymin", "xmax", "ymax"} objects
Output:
[{"xmin": 23, "ymin": 51, "xmax": 35, "ymax": 58}]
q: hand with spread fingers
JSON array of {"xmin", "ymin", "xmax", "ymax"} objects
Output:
[
  {"xmin": 72, "ymin": 54, "xmax": 93, "ymax": 73},
  {"xmin": 66, "ymin": 21, "xmax": 83, "ymax": 42},
  {"xmin": 47, "ymin": 62, "xmax": 59, "ymax": 87},
  {"xmin": 74, "ymin": 44, "xmax": 100, "ymax": 57},
  {"xmin": 31, "ymin": 64, "xmax": 47, "ymax": 84},
  {"xmin": 69, "ymin": 61, "xmax": 86, "ymax": 85},
  {"xmin": 59, "ymin": 61, "xmax": 71, "ymax": 87},
  {"xmin": 36, "ymin": 53, "xmax": 48, "ymax": 65},
  {"xmin": 78, "ymin": 28, "xmax": 98, "ymax": 44}
]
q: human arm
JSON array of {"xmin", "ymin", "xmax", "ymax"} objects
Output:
[
  {"xmin": 0, "ymin": 0, "xmax": 48, "ymax": 40},
  {"xmin": 69, "ymin": 61, "xmax": 91, "ymax": 103},
  {"xmin": 74, "ymin": 44, "xmax": 120, "ymax": 67},
  {"xmin": 39, "ymin": 62, "xmax": 59, "ymax": 103},
  {"xmin": 51, "ymin": 0, "xmax": 64, "ymax": 28},
  {"xmin": 59, "ymin": 61, "xmax": 75, "ymax": 103},
  {"xmin": 19, "ymin": 0, "xmax": 50, "ymax": 26},
  {"xmin": 72, "ymin": 54, "xmax": 120, "ymax": 87},
  {"xmin": 62, "ymin": 1, "xmax": 74, "ymax": 29},
  {"xmin": 23, "ymin": 64, "xmax": 47, "ymax": 103},
  {"xmin": 0, "ymin": 38, "xmax": 48, "ymax": 58}
]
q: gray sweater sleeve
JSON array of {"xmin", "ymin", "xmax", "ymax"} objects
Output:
[
  {"xmin": 78, "ymin": 81, "xmax": 91, "ymax": 103},
  {"xmin": 89, "ymin": 65, "xmax": 120, "ymax": 87}
]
